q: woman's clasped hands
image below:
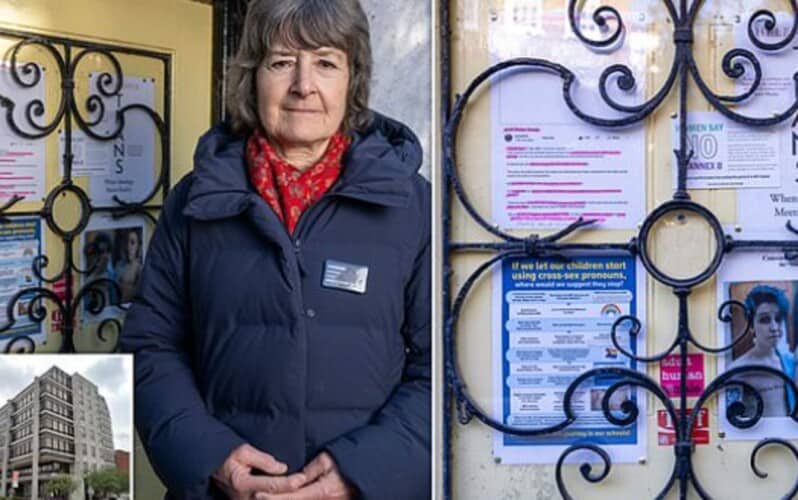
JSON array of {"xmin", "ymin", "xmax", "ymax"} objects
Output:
[{"xmin": 214, "ymin": 444, "xmax": 354, "ymax": 500}]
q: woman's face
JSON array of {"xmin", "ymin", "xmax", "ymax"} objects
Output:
[
  {"xmin": 753, "ymin": 301, "xmax": 783, "ymax": 350},
  {"xmin": 126, "ymin": 231, "xmax": 140, "ymax": 260},
  {"xmin": 256, "ymin": 42, "xmax": 349, "ymax": 151}
]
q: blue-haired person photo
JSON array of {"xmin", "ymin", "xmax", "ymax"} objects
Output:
[{"xmin": 728, "ymin": 284, "xmax": 796, "ymax": 417}]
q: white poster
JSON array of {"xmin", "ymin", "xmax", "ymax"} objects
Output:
[
  {"xmin": 731, "ymin": 12, "xmax": 798, "ymax": 237},
  {"xmin": 676, "ymin": 111, "xmax": 781, "ymax": 189},
  {"xmin": 79, "ymin": 214, "xmax": 147, "ymax": 326},
  {"xmin": 0, "ymin": 62, "xmax": 46, "ymax": 202},
  {"xmin": 716, "ymin": 252, "xmax": 798, "ymax": 440},
  {"xmin": 0, "ymin": 218, "xmax": 46, "ymax": 350},
  {"xmin": 492, "ymin": 254, "xmax": 647, "ymax": 463},
  {"xmin": 61, "ymin": 75, "xmax": 156, "ymax": 206},
  {"xmin": 489, "ymin": 0, "xmax": 648, "ymax": 230}
]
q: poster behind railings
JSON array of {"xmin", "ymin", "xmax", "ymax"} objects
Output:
[
  {"xmin": 492, "ymin": 254, "xmax": 647, "ymax": 463},
  {"xmin": 0, "ymin": 218, "xmax": 45, "ymax": 349},
  {"xmin": 488, "ymin": 0, "xmax": 649, "ymax": 230},
  {"xmin": 675, "ymin": 110, "xmax": 781, "ymax": 190},
  {"xmin": 0, "ymin": 62, "xmax": 46, "ymax": 202},
  {"xmin": 716, "ymin": 252, "xmax": 798, "ymax": 440},
  {"xmin": 679, "ymin": 12, "xmax": 797, "ymax": 222},
  {"xmin": 730, "ymin": 12, "xmax": 798, "ymax": 238},
  {"xmin": 60, "ymin": 74, "xmax": 156, "ymax": 206},
  {"xmin": 79, "ymin": 213, "xmax": 147, "ymax": 330}
]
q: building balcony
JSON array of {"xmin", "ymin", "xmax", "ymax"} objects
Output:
[
  {"xmin": 40, "ymin": 391, "xmax": 73, "ymax": 406},
  {"xmin": 43, "ymin": 376, "xmax": 72, "ymax": 391},
  {"xmin": 40, "ymin": 427, "xmax": 74, "ymax": 439},
  {"xmin": 41, "ymin": 408, "xmax": 74, "ymax": 422},
  {"xmin": 8, "ymin": 453, "xmax": 33, "ymax": 466},
  {"xmin": 9, "ymin": 434, "xmax": 34, "ymax": 446},
  {"xmin": 39, "ymin": 447, "xmax": 75, "ymax": 462},
  {"xmin": 9, "ymin": 422, "xmax": 32, "ymax": 434},
  {"xmin": 10, "ymin": 398, "xmax": 35, "ymax": 415},
  {"xmin": 37, "ymin": 461, "xmax": 72, "ymax": 476}
]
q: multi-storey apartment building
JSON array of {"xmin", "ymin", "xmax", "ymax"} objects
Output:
[{"xmin": 0, "ymin": 366, "xmax": 115, "ymax": 499}]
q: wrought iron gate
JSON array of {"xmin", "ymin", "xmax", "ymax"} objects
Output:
[
  {"xmin": 441, "ymin": 0, "xmax": 798, "ymax": 498},
  {"xmin": 0, "ymin": 28, "xmax": 170, "ymax": 353}
]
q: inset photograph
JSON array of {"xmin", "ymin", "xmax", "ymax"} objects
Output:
[{"xmin": 0, "ymin": 355, "xmax": 132, "ymax": 500}]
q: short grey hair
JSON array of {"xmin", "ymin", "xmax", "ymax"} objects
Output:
[{"xmin": 227, "ymin": 0, "xmax": 373, "ymax": 136}]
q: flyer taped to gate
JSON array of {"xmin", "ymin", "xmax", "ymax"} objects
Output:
[
  {"xmin": 492, "ymin": 254, "xmax": 647, "ymax": 463},
  {"xmin": 716, "ymin": 252, "xmax": 798, "ymax": 440}
]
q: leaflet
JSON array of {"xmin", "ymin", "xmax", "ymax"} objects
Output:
[
  {"xmin": 488, "ymin": 0, "xmax": 648, "ymax": 230},
  {"xmin": 0, "ymin": 218, "xmax": 45, "ymax": 349},
  {"xmin": 0, "ymin": 62, "xmax": 46, "ymax": 202},
  {"xmin": 60, "ymin": 75, "xmax": 156, "ymax": 206},
  {"xmin": 730, "ymin": 12, "xmax": 798, "ymax": 237},
  {"xmin": 492, "ymin": 255, "xmax": 647, "ymax": 463},
  {"xmin": 676, "ymin": 111, "xmax": 780, "ymax": 189}
]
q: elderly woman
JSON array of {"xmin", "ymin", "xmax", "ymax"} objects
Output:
[
  {"xmin": 728, "ymin": 285, "xmax": 796, "ymax": 417},
  {"xmin": 120, "ymin": 1, "xmax": 430, "ymax": 499}
]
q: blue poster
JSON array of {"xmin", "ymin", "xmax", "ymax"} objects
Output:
[
  {"xmin": 492, "ymin": 254, "xmax": 647, "ymax": 463},
  {"xmin": 0, "ymin": 218, "xmax": 43, "ymax": 341}
]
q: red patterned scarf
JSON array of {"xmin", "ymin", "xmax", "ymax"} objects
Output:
[{"xmin": 246, "ymin": 130, "xmax": 349, "ymax": 234}]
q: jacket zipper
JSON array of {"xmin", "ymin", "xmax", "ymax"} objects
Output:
[{"xmin": 285, "ymin": 192, "xmax": 336, "ymax": 465}]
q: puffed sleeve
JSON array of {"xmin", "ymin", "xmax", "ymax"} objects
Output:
[
  {"xmin": 324, "ymin": 178, "xmax": 431, "ymax": 500},
  {"xmin": 120, "ymin": 176, "xmax": 245, "ymax": 495}
]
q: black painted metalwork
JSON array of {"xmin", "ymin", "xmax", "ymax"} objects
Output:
[
  {"xmin": 442, "ymin": 0, "xmax": 798, "ymax": 497},
  {"xmin": 0, "ymin": 28, "xmax": 170, "ymax": 353},
  {"xmin": 211, "ymin": 0, "xmax": 248, "ymax": 124},
  {"xmin": 440, "ymin": 0, "xmax": 454, "ymax": 497}
]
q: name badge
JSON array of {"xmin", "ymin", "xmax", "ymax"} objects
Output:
[{"xmin": 322, "ymin": 260, "xmax": 368, "ymax": 294}]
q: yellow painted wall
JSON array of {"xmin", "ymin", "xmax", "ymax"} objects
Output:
[{"xmin": 0, "ymin": 0, "xmax": 213, "ymax": 497}]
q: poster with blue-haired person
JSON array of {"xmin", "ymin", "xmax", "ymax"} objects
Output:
[{"xmin": 717, "ymin": 252, "xmax": 798, "ymax": 439}]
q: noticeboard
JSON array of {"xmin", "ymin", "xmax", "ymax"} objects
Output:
[{"xmin": 441, "ymin": 0, "xmax": 798, "ymax": 497}]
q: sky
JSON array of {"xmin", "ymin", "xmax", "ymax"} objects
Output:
[{"xmin": 0, "ymin": 355, "xmax": 132, "ymax": 452}]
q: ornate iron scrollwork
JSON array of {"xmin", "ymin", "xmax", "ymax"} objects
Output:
[
  {"xmin": 0, "ymin": 28, "xmax": 170, "ymax": 353},
  {"xmin": 442, "ymin": 0, "xmax": 798, "ymax": 497}
]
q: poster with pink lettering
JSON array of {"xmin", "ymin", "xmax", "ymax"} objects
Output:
[{"xmin": 659, "ymin": 353, "xmax": 704, "ymax": 399}]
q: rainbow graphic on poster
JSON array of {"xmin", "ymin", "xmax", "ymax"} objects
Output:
[{"xmin": 601, "ymin": 303, "xmax": 622, "ymax": 318}]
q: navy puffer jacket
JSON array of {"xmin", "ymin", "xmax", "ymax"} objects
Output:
[{"xmin": 121, "ymin": 113, "xmax": 430, "ymax": 499}]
